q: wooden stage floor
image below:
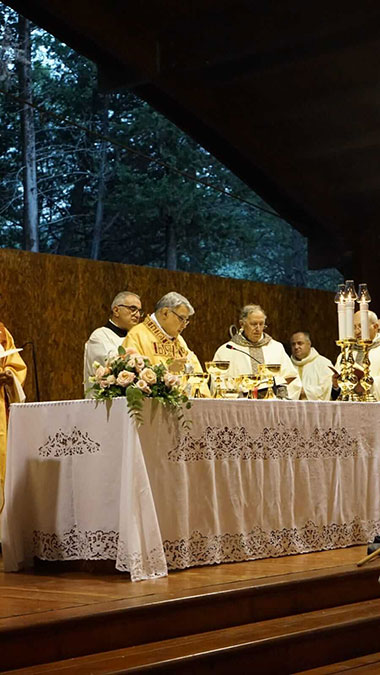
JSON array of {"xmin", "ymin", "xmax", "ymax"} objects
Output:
[
  {"xmin": 0, "ymin": 545, "xmax": 370, "ymax": 625},
  {"xmin": 2, "ymin": 545, "xmax": 380, "ymax": 673}
]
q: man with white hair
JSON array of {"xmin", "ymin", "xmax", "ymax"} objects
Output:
[
  {"xmin": 213, "ymin": 304, "xmax": 299, "ymax": 398},
  {"xmin": 84, "ymin": 290, "xmax": 142, "ymax": 395},
  {"xmin": 290, "ymin": 331, "xmax": 333, "ymax": 400},
  {"xmin": 123, "ymin": 291, "xmax": 202, "ymax": 373},
  {"xmin": 333, "ymin": 310, "xmax": 380, "ymax": 399}
]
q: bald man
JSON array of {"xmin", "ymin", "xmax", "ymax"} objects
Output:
[{"xmin": 290, "ymin": 331, "xmax": 333, "ymax": 400}]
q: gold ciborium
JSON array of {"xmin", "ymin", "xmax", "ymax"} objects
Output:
[
  {"xmin": 188, "ymin": 372, "xmax": 209, "ymax": 398},
  {"xmin": 235, "ymin": 373, "xmax": 259, "ymax": 399},
  {"xmin": 205, "ymin": 361, "xmax": 229, "ymax": 398}
]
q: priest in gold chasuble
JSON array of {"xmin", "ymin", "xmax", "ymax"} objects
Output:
[
  {"xmin": 0, "ymin": 323, "xmax": 27, "ymax": 509},
  {"xmin": 123, "ymin": 292, "xmax": 202, "ymax": 373}
]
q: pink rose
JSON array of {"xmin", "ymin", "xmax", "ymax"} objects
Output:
[
  {"xmin": 106, "ymin": 374, "xmax": 116, "ymax": 386},
  {"xmin": 124, "ymin": 347, "xmax": 139, "ymax": 356},
  {"xmin": 95, "ymin": 365, "xmax": 110, "ymax": 381},
  {"xmin": 127, "ymin": 356, "xmax": 136, "ymax": 369},
  {"xmin": 117, "ymin": 370, "xmax": 135, "ymax": 387},
  {"xmin": 140, "ymin": 367, "xmax": 157, "ymax": 385},
  {"xmin": 164, "ymin": 372, "xmax": 179, "ymax": 388},
  {"xmin": 135, "ymin": 379, "xmax": 151, "ymax": 394},
  {"xmin": 105, "ymin": 354, "xmax": 119, "ymax": 367},
  {"xmin": 134, "ymin": 356, "xmax": 146, "ymax": 372}
]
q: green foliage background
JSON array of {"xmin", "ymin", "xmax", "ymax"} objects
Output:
[{"xmin": 0, "ymin": 3, "xmax": 342, "ymax": 290}]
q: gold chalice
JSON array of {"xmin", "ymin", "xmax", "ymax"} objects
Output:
[
  {"xmin": 257, "ymin": 363, "xmax": 279, "ymax": 399},
  {"xmin": 205, "ymin": 361, "xmax": 229, "ymax": 398},
  {"xmin": 265, "ymin": 364, "xmax": 281, "ymax": 376}
]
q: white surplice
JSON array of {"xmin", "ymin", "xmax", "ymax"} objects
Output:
[
  {"xmin": 83, "ymin": 326, "xmax": 125, "ymax": 397},
  {"xmin": 213, "ymin": 337, "xmax": 300, "ymax": 398},
  {"xmin": 290, "ymin": 348, "xmax": 333, "ymax": 400}
]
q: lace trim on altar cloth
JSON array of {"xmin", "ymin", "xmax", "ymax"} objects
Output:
[
  {"xmin": 163, "ymin": 517, "xmax": 380, "ymax": 569},
  {"xmin": 32, "ymin": 528, "xmax": 167, "ymax": 581},
  {"xmin": 168, "ymin": 422, "xmax": 360, "ymax": 462},
  {"xmin": 38, "ymin": 427, "xmax": 101, "ymax": 457}
]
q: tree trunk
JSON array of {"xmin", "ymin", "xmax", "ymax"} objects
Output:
[
  {"xmin": 55, "ymin": 176, "xmax": 87, "ymax": 255},
  {"xmin": 165, "ymin": 215, "xmax": 177, "ymax": 270},
  {"xmin": 91, "ymin": 95, "xmax": 109, "ymax": 260},
  {"xmin": 18, "ymin": 15, "xmax": 39, "ymax": 252}
]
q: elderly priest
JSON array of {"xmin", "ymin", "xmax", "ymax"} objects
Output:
[
  {"xmin": 0, "ymin": 323, "xmax": 27, "ymax": 509},
  {"xmin": 213, "ymin": 304, "xmax": 299, "ymax": 398},
  {"xmin": 290, "ymin": 331, "xmax": 333, "ymax": 400},
  {"xmin": 123, "ymin": 291, "xmax": 202, "ymax": 373}
]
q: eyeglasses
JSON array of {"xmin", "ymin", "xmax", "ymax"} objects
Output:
[
  {"xmin": 118, "ymin": 304, "xmax": 144, "ymax": 317},
  {"xmin": 170, "ymin": 309, "xmax": 190, "ymax": 325},
  {"xmin": 245, "ymin": 323, "xmax": 267, "ymax": 329}
]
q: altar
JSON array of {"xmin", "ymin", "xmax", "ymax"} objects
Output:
[{"xmin": 3, "ymin": 398, "xmax": 380, "ymax": 581}]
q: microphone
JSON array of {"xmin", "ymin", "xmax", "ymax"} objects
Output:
[{"xmin": 226, "ymin": 343, "xmax": 262, "ymax": 365}]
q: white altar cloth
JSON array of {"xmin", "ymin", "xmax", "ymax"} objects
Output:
[{"xmin": 3, "ymin": 398, "xmax": 380, "ymax": 581}]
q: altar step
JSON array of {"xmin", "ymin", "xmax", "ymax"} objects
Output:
[
  {"xmin": 5, "ymin": 597, "xmax": 380, "ymax": 674},
  {"xmin": 1, "ymin": 562, "xmax": 380, "ymax": 673},
  {"xmin": 297, "ymin": 651, "xmax": 380, "ymax": 673}
]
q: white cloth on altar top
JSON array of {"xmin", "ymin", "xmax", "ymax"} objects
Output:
[
  {"xmin": 290, "ymin": 348, "xmax": 333, "ymax": 401},
  {"xmin": 213, "ymin": 338, "xmax": 300, "ymax": 398},
  {"xmin": 84, "ymin": 326, "xmax": 125, "ymax": 397}
]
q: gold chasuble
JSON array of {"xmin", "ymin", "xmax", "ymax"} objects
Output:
[
  {"xmin": 0, "ymin": 323, "xmax": 27, "ymax": 509},
  {"xmin": 123, "ymin": 315, "xmax": 203, "ymax": 372}
]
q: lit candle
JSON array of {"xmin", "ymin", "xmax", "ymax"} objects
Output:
[
  {"xmin": 338, "ymin": 301, "xmax": 346, "ymax": 340},
  {"xmin": 358, "ymin": 283, "xmax": 371, "ymax": 341},
  {"xmin": 344, "ymin": 280, "xmax": 357, "ymax": 340},
  {"xmin": 334, "ymin": 284, "xmax": 346, "ymax": 340},
  {"xmin": 360, "ymin": 302, "xmax": 369, "ymax": 340}
]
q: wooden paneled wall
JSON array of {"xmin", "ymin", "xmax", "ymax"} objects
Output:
[{"xmin": 0, "ymin": 248, "xmax": 338, "ymax": 402}]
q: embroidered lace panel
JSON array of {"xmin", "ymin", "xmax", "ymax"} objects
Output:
[
  {"xmin": 163, "ymin": 517, "xmax": 379, "ymax": 569},
  {"xmin": 168, "ymin": 422, "xmax": 359, "ymax": 462},
  {"xmin": 32, "ymin": 528, "xmax": 167, "ymax": 581},
  {"xmin": 38, "ymin": 427, "xmax": 101, "ymax": 457}
]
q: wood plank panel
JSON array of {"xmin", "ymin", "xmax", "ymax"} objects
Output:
[{"xmin": 0, "ymin": 248, "xmax": 338, "ymax": 402}]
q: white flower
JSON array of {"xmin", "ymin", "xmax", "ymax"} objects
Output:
[
  {"xmin": 95, "ymin": 365, "xmax": 110, "ymax": 382},
  {"xmin": 140, "ymin": 367, "xmax": 157, "ymax": 385},
  {"xmin": 135, "ymin": 379, "xmax": 151, "ymax": 394},
  {"xmin": 164, "ymin": 372, "xmax": 179, "ymax": 388},
  {"xmin": 117, "ymin": 370, "xmax": 136, "ymax": 387},
  {"xmin": 134, "ymin": 356, "xmax": 146, "ymax": 372}
]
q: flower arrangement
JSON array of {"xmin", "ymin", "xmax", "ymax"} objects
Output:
[{"xmin": 88, "ymin": 346, "xmax": 191, "ymax": 425}]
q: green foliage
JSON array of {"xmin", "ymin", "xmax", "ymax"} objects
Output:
[
  {"xmin": 89, "ymin": 348, "xmax": 190, "ymax": 427},
  {"xmin": 0, "ymin": 2, "xmax": 342, "ymax": 290}
]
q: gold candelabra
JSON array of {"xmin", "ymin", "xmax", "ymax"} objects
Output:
[
  {"xmin": 336, "ymin": 338, "xmax": 376, "ymax": 402},
  {"xmin": 356, "ymin": 339, "xmax": 376, "ymax": 402},
  {"xmin": 336, "ymin": 339, "xmax": 358, "ymax": 401}
]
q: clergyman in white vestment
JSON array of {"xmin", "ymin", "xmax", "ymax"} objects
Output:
[
  {"xmin": 213, "ymin": 304, "xmax": 299, "ymax": 398},
  {"xmin": 84, "ymin": 290, "xmax": 143, "ymax": 396},
  {"xmin": 290, "ymin": 331, "xmax": 333, "ymax": 400}
]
